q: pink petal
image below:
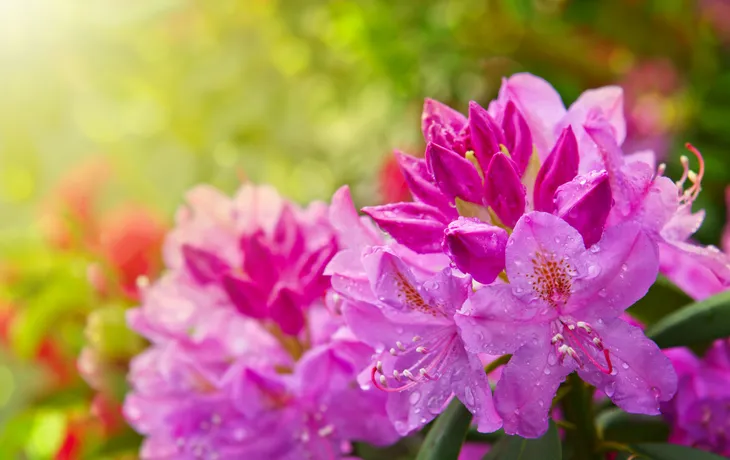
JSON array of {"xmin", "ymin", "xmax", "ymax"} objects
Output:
[
  {"xmin": 497, "ymin": 73, "xmax": 567, "ymax": 160},
  {"xmin": 454, "ymin": 350, "xmax": 502, "ymax": 433},
  {"xmin": 362, "ymin": 202, "xmax": 449, "ymax": 254},
  {"xmin": 468, "ymin": 101, "xmax": 505, "ymax": 173},
  {"xmin": 494, "ymin": 338, "xmax": 574, "ymax": 438},
  {"xmin": 577, "ymin": 318, "xmax": 677, "ymax": 415},
  {"xmin": 330, "ymin": 186, "xmax": 382, "ymax": 250},
  {"xmin": 422, "ymin": 98, "xmax": 467, "ymax": 148},
  {"xmin": 455, "ymin": 285, "xmax": 548, "ymax": 356},
  {"xmin": 221, "ymin": 273, "xmax": 268, "ymax": 319},
  {"xmin": 661, "ymin": 240, "xmax": 730, "ymax": 286},
  {"xmin": 394, "ymin": 151, "xmax": 454, "ymax": 216},
  {"xmin": 484, "ymin": 153, "xmax": 526, "ymax": 227},
  {"xmin": 563, "ymin": 86, "xmax": 626, "ymax": 144},
  {"xmin": 361, "ymin": 247, "xmax": 453, "ymax": 319},
  {"xmin": 268, "ymin": 286, "xmax": 306, "ymax": 335},
  {"xmin": 427, "ymin": 142, "xmax": 485, "ymax": 204},
  {"xmin": 181, "ymin": 244, "xmax": 230, "ymax": 284},
  {"xmin": 568, "ymin": 222, "xmax": 659, "ymax": 319},
  {"xmin": 533, "ymin": 126, "xmax": 579, "ymax": 213},
  {"xmin": 502, "ymin": 101, "xmax": 533, "ymax": 177},
  {"xmin": 554, "ymin": 170, "xmax": 612, "ymax": 247}
]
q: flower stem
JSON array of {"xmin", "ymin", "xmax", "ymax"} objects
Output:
[
  {"xmin": 560, "ymin": 374, "xmax": 601, "ymax": 460},
  {"xmin": 483, "ymin": 354, "xmax": 511, "ymax": 375}
]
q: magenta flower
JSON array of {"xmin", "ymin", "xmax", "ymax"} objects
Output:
[
  {"xmin": 166, "ymin": 184, "xmax": 337, "ymax": 336},
  {"xmin": 333, "ymin": 246, "xmax": 501, "ymax": 435},
  {"xmin": 584, "ymin": 117, "xmax": 730, "ymax": 290},
  {"xmin": 362, "ymin": 77, "xmax": 621, "ymax": 283},
  {"xmin": 224, "ymin": 340, "xmax": 399, "ymax": 459},
  {"xmin": 124, "ymin": 183, "xmax": 401, "ymax": 459},
  {"xmin": 663, "ymin": 341, "xmax": 730, "ymax": 456},
  {"xmin": 455, "ymin": 212, "xmax": 676, "ymax": 437}
]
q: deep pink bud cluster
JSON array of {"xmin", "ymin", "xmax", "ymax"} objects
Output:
[{"xmin": 124, "ymin": 184, "xmax": 399, "ymax": 459}]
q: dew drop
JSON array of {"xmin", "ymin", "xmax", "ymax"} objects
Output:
[
  {"xmin": 598, "ymin": 289, "xmax": 608, "ymax": 298},
  {"xmin": 554, "ymin": 237, "xmax": 561, "ymax": 243},
  {"xmin": 605, "ymin": 382, "xmax": 616, "ymax": 397},
  {"xmin": 538, "ymin": 400, "xmax": 544, "ymax": 407},
  {"xmin": 621, "ymin": 264, "xmax": 628, "ymax": 272},
  {"xmin": 587, "ymin": 265, "xmax": 601, "ymax": 277},
  {"xmin": 547, "ymin": 353, "xmax": 557, "ymax": 366},
  {"xmin": 621, "ymin": 363, "xmax": 629, "ymax": 370},
  {"xmin": 420, "ymin": 417, "xmax": 428, "ymax": 424},
  {"xmin": 463, "ymin": 386, "xmax": 475, "ymax": 406},
  {"xmin": 544, "ymin": 368, "xmax": 551, "ymax": 375},
  {"xmin": 409, "ymin": 391, "xmax": 422, "ymax": 405}
]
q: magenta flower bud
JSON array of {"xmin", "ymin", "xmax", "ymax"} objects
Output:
[
  {"xmin": 469, "ymin": 101, "xmax": 505, "ymax": 173},
  {"xmin": 422, "ymin": 98, "xmax": 467, "ymax": 148},
  {"xmin": 443, "ymin": 217, "xmax": 508, "ymax": 284},
  {"xmin": 426, "ymin": 142, "xmax": 484, "ymax": 204},
  {"xmin": 181, "ymin": 244, "xmax": 230, "ymax": 284},
  {"xmin": 362, "ymin": 202, "xmax": 450, "ymax": 253},
  {"xmin": 555, "ymin": 170, "xmax": 613, "ymax": 248},
  {"xmin": 502, "ymin": 101, "xmax": 533, "ymax": 177},
  {"xmin": 533, "ymin": 126, "xmax": 579, "ymax": 212},
  {"xmin": 484, "ymin": 153, "xmax": 526, "ymax": 228},
  {"xmin": 222, "ymin": 273, "xmax": 268, "ymax": 319},
  {"xmin": 393, "ymin": 150, "xmax": 451, "ymax": 214}
]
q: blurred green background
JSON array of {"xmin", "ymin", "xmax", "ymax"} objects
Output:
[{"xmin": 1, "ymin": 0, "xmax": 730, "ymax": 458}]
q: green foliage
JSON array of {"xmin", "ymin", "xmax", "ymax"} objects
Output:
[
  {"xmin": 416, "ymin": 399, "xmax": 473, "ymax": 460},
  {"xmin": 647, "ymin": 290, "xmax": 730, "ymax": 348},
  {"xmin": 482, "ymin": 421, "xmax": 561, "ymax": 460}
]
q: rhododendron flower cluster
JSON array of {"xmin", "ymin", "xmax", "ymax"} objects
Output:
[
  {"xmin": 123, "ymin": 72, "xmax": 730, "ymax": 459},
  {"xmin": 124, "ymin": 184, "xmax": 398, "ymax": 458}
]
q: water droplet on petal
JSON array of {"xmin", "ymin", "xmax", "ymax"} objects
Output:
[
  {"xmin": 547, "ymin": 353, "xmax": 557, "ymax": 366},
  {"xmin": 621, "ymin": 264, "xmax": 628, "ymax": 272},
  {"xmin": 544, "ymin": 368, "xmax": 551, "ymax": 375},
  {"xmin": 587, "ymin": 265, "xmax": 601, "ymax": 278},
  {"xmin": 605, "ymin": 382, "xmax": 616, "ymax": 397},
  {"xmin": 621, "ymin": 363, "xmax": 629, "ymax": 370},
  {"xmin": 409, "ymin": 391, "xmax": 422, "ymax": 405},
  {"xmin": 590, "ymin": 245, "xmax": 600, "ymax": 253},
  {"xmin": 598, "ymin": 289, "xmax": 608, "ymax": 298},
  {"xmin": 463, "ymin": 386, "xmax": 475, "ymax": 406}
]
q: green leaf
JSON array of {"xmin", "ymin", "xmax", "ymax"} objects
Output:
[
  {"xmin": 416, "ymin": 399, "xmax": 473, "ymax": 460},
  {"xmin": 482, "ymin": 421, "xmax": 561, "ymax": 460},
  {"xmin": 630, "ymin": 443, "xmax": 728, "ymax": 459},
  {"xmin": 627, "ymin": 275, "xmax": 693, "ymax": 326},
  {"xmin": 596, "ymin": 408, "xmax": 669, "ymax": 444},
  {"xmin": 647, "ymin": 290, "xmax": 730, "ymax": 349}
]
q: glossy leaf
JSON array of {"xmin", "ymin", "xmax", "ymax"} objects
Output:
[
  {"xmin": 647, "ymin": 290, "xmax": 730, "ymax": 349},
  {"xmin": 416, "ymin": 399, "xmax": 473, "ymax": 460},
  {"xmin": 482, "ymin": 421, "xmax": 561, "ymax": 460},
  {"xmin": 630, "ymin": 443, "xmax": 728, "ymax": 460},
  {"xmin": 596, "ymin": 409, "xmax": 669, "ymax": 444},
  {"xmin": 627, "ymin": 275, "xmax": 693, "ymax": 326}
]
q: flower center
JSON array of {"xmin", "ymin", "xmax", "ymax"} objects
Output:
[
  {"xmin": 527, "ymin": 251, "xmax": 574, "ymax": 309},
  {"xmin": 393, "ymin": 271, "xmax": 445, "ymax": 317},
  {"xmin": 371, "ymin": 329, "xmax": 457, "ymax": 393}
]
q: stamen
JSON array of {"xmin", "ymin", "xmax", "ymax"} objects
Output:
[
  {"xmin": 379, "ymin": 374, "xmax": 387, "ymax": 386},
  {"xmin": 551, "ymin": 333, "xmax": 564, "ymax": 344},
  {"xmin": 396, "ymin": 341, "xmax": 406, "ymax": 351},
  {"xmin": 402, "ymin": 369, "xmax": 416, "ymax": 381},
  {"xmin": 318, "ymin": 425, "xmax": 335, "ymax": 437},
  {"xmin": 577, "ymin": 321, "xmax": 591, "ymax": 333},
  {"xmin": 416, "ymin": 346, "xmax": 427, "ymax": 354},
  {"xmin": 393, "ymin": 370, "xmax": 402, "ymax": 382},
  {"xmin": 656, "ymin": 163, "xmax": 666, "ymax": 177},
  {"xmin": 412, "ymin": 335, "xmax": 422, "ymax": 342},
  {"xmin": 376, "ymin": 361, "xmax": 383, "ymax": 374},
  {"xmin": 389, "ymin": 348, "xmax": 397, "ymax": 356}
]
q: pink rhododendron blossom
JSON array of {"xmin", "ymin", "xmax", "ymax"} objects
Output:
[
  {"xmin": 164, "ymin": 184, "xmax": 337, "ymax": 336},
  {"xmin": 326, "ymin": 187, "xmax": 499, "ymax": 435},
  {"xmin": 124, "ymin": 183, "xmax": 399, "ymax": 459},
  {"xmin": 455, "ymin": 212, "xmax": 676, "ymax": 437},
  {"xmin": 663, "ymin": 341, "xmax": 730, "ymax": 456},
  {"xmin": 364, "ymin": 77, "xmax": 620, "ymax": 283},
  {"xmin": 358, "ymin": 248, "xmax": 501, "ymax": 435}
]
